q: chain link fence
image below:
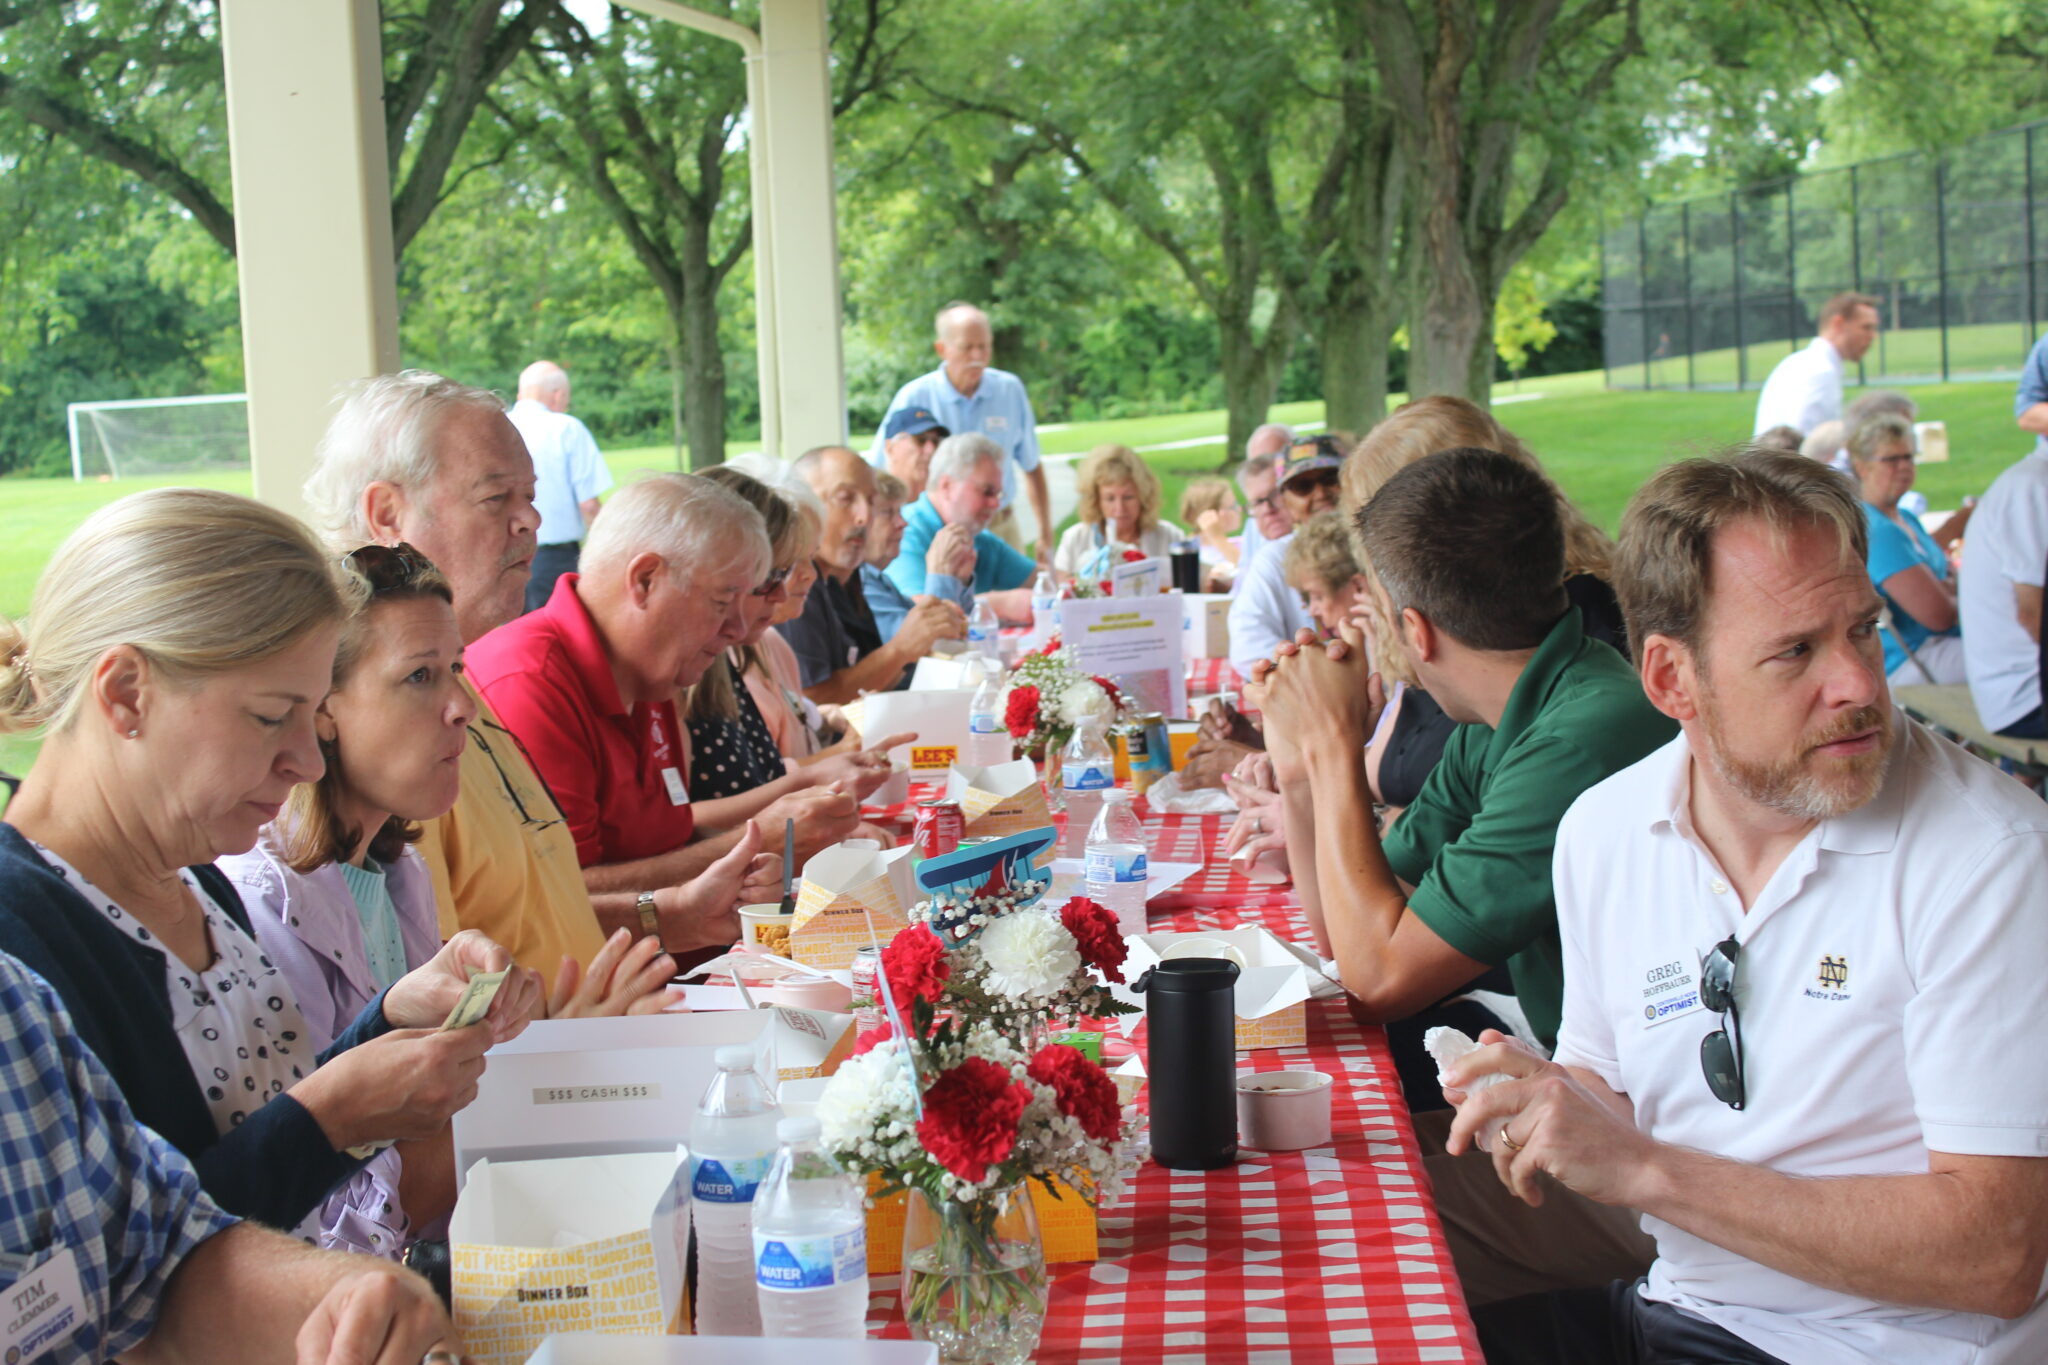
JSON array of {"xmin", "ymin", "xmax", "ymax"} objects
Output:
[{"xmin": 1603, "ymin": 120, "xmax": 2048, "ymax": 390}]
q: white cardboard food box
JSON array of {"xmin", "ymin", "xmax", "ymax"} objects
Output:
[
  {"xmin": 1182, "ymin": 593, "xmax": 1231, "ymax": 660},
  {"xmin": 1119, "ymin": 925, "xmax": 1313, "ymax": 1049},
  {"xmin": 452, "ymin": 1013, "xmax": 772, "ymax": 1180}
]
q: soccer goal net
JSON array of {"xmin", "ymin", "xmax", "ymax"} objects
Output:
[{"xmin": 67, "ymin": 393, "xmax": 251, "ymax": 480}]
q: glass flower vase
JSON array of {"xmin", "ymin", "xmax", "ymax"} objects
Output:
[{"xmin": 901, "ymin": 1183, "xmax": 1049, "ymax": 1365}]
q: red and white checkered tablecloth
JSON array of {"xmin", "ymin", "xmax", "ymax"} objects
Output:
[
  {"xmin": 861, "ymin": 813, "xmax": 1483, "ymax": 1364},
  {"xmin": 1187, "ymin": 655, "xmax": 1243, "ymax": 700}
]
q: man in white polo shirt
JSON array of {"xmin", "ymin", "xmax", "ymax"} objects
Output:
[
  {"xmin": 509, "ymin": 359, "xmax": 613, "ymax": 612},
  {"xmin": 1751, "ymin": 292, "xmax": 1879, "ymax": 437},
  {"xmin": 1442, "ymin": 449, "xmax": 2048, "ymax": 1365}
]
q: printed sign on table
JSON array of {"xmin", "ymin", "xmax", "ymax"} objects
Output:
[{"xmin": 1057, "ymin": 595, "xmax": 1188, "ymax": 721}]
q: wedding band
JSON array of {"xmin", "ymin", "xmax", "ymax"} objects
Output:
[
  {"xmin": 1498, "ymin": 1123, "xmax": 1524, "ymax": 1154},
  {"xmin": 422, "ymin": 1352, "xmax": 462, "ymax": 1365}
]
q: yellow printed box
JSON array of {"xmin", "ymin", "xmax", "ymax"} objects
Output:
[
  {"xmin": 863, "ymin": 1175, "xmax": 1098, "ymax": 1273},
  {"xmin": 788, "ymin": 844, "xmax": 917, "ymax": 972}
]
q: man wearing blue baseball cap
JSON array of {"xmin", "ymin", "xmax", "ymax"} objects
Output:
[
  {"xmin": 881, "ymin": 407, "xmax": 949, "ymax": 502},
  {"xmin": 1229, "ymin": 434, "xmax": 1343, "ymax": 673}
]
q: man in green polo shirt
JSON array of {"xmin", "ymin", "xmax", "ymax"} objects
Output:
[{"xmin": 1254, "ymin": 445, "xmax": 1673, "ymax": 1306}]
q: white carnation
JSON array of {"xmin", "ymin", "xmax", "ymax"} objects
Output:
[
  {"xmin": 1059, "ymin": 680, "xmax": 1115, "ymax": 727},
  {"xmin": 816, "ymin": 1041, "xmax": 913, "ymax": 1150},
  {"xmin": 976, "ymin": 910, "xmax": 1082, "ymax": 1001}
]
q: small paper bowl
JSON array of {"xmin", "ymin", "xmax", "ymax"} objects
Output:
[
  {"xmin": 1159, "ymin": 935, "xmax": 1249, "ymax": 968},
  {"xmin": 1235, "ymin": 1069, "xmax": 1333, "ymax": 1151},
  {"xmin": 737, "ymin": 903, "xmax": 794, "ymax": 954}
]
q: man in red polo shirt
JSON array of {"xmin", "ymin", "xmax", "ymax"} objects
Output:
[{"xmin": 466, "ymin": 474, "xmax": 858, "ymax": 951}]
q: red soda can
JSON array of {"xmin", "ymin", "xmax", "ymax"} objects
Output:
[{"xmin": 913, "ymin": 798, "xmax": 964, "ymax": 859}]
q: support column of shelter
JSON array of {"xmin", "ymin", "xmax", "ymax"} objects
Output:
[
  {"xmin": 221, "ymin": 0, "xmax": 400, "ymax": 520},
  {"xmin": 756, "ymin": 0, "xmax": 847, "ymax": 455}
]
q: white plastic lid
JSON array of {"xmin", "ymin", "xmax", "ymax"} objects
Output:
[
  {"xmin": 716, "ymin": 1045, "xmax": 755, "ymax": 1069},
  {"xmin": 778, "ymin": 1116, "xmax": 822, "ymax": 1143}
]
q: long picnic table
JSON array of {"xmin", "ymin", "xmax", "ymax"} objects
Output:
[{"xmin": 858, "ymin": 803, "xmax": 1483, "ymax": 1363}]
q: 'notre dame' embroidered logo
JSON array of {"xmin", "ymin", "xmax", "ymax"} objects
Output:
[{"xmin": 1817, "ymin": 955, "xmax": 1849, "ymax": 991}]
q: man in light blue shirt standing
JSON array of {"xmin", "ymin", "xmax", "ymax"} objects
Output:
[
  {"xmin": 509, "ymin": 360, "xmax": 614, "ymax": 612},
  {"xmin": 869, "ymin": 303, "xmax": 1054, "ymax": 556}
]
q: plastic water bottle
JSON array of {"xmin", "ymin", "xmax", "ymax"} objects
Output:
[
  {"xmin": 1060, "ymin": 719, "xmax": 1115, "ymax": 857},
  {"xmin": 967, "ymin": 596, "xmax": 999, "ymax": 653},
  {"xmin": 691, "ymin": 1045, "xmax": 782, "ymax": 1336},
  {"xmin": 1085, "ymin": 789, "xmax": 1150, "ymax": 936},
  {"xmin": 1031, "ymin": 570, "xmax": 1060, "ymax": 646},
  {"xmin": 752, "ymin": 1116, "xmax": 869, "ymax": 1339},
  {"xmin": 966, "ymin": 661, "xmax": 1011, "ymax": 768}
]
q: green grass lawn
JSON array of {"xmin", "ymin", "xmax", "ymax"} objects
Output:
[{"xmin": 0, "ymin": 363, "xmax": 2034, "ymax": 784}]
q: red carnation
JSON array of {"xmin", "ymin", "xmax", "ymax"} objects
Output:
[
  {"xmin": 852, "ymin": 1020, "xmax": 895, "ymax": 1055},
  {"xmin": 1121, "ymin": 548, "xmax": 1146, "ymax": 563},
  {"xmin": 1004, "ymin": 683, "xmax": 1042, "ymax": 739},
  {"xmin": 917, "ymin": 1057, "xmax": 1030, "ymax": 1182},
  {"xmin": 1091, "ymin": 675, "xmax": 1124, "ymax": 711},
  {"xmin": 1028, "ymin": 1043, "xmax": 1122, "ymax": 1143},
  {"xmin": 1060, "ymin": 896, "xmax": 1128, "ymax": 984},
  {"xmin": 1098, "ymin": 580, "xmax": 1113, "ymax": 595},
  {"xmin": 881, "ymin": 925, "xmax": 950, "ymax": 1008}
]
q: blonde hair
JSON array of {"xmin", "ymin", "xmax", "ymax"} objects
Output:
[
  {"xmin": 0, "ymin": 489, "xmax": 353, "ymax": 737},
  {"xmin": 1283, "ymin": 510, "xmax": 1361, "ymax": 595},
  {"xmin": 1179, "ymin": 478, "xmax": 1237, "ymax": 526},
  {"xmin": 875, "ymin": 471, "xmax": 909, "ymax": 505},
  {"xmin": 1342, "ymin": 396, "xmax": 1612, "ymax": 582},
  {"xmin": 1615, "ymin": 447, "xmax": 1868, "ymax": 662},
  {"xmin": 1075, "ymin": 444, "xmax": 1162, "ymax": 535}
]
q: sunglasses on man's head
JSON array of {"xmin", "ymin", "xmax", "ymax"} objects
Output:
[
  {"xmin": 344, "ymin": 542, "xmax": 436, "ymax": 595},
  {"xmin": 1699, "ymin": 936, "xmax": 1746, "ymax": 1110}
]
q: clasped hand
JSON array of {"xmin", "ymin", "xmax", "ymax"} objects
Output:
[
  {"xmin": 1247, "ymin": 626, "xmax": 1383, "ymax": 774},
  {"xmin": 1441, "ymin": 1029, "xmax": 1653, "ymax": 1210}
]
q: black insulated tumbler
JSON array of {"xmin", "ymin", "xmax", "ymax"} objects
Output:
[{"xmin": 1141, "ymin": 957, "xmax": 1240, "ymax": 1169}]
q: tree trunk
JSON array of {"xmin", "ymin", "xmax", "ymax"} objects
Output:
[
  {"xmin": 1318, "ymin": 269, "xmax": 1394, "ymax": 435},
  {"xmin": 667, "ymin": 333, "xmax": 687, "ymax": 468},
  {"xmin": 672, "ymin": 283, "xmax": 727, "ymax": 471},
  {"xmin": 1217, "ymin": 312, "xmax": 1292, "ymax": 471}
]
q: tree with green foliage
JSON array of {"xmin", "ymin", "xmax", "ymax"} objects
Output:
[{"xmin": 0, "ymin": 0, "xmax": 557, "ymax": 258}]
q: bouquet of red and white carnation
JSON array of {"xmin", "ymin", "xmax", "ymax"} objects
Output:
[
  {"xmin": 1002, "ymin": 639, "xmax": 1129, "ymax": 757},
  {"xmin": 817, "ymin": 900, "xmax": 1140, "ymax": 1207}
]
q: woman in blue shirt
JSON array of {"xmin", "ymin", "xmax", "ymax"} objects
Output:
[{"xmin": 1848, "ymin": 412, "xmax": 1964, "ymax": 684}]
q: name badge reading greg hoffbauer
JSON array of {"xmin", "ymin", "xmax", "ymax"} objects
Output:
[
  {"xmin": 532, "ymin": 1083, "xmax": 662, "ymax": 1105},
  {"xmin": 1640, "ymin": 954, "xmax": 1706, "ymax": 1028}
]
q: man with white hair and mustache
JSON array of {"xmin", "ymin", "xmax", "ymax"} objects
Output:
[
  {"xmin": 781, "ymin": 446, "xmax": 963, "ymax": 704},
  {"xmin": 1439, "ymin": 449, "xmax": 2048, "ymax": 1365}
]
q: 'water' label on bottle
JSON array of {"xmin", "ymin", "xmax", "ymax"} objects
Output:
[
  {"xmin": 968, "ymin": 626, "xmax": 994, "ymax": 645},
  {"xmin": 1063, "ymin": 762, "xmax": 1113, "ymax": 791},
  {"xmin": 969, "ymin": 713, "xmax": 1001, "ymax": 734},
  {"xmin": 1086, "ymin": 847, "xmax": 1148, "ymax": 884},
  {"xmin": 692, "ymin": 1154, "xmax": 772, "ymax": 1203},
  {"xmin": 753, "ymin": 1229, "xmax": 868, "ymax": 1290}
]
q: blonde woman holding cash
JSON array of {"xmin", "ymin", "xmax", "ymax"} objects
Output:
[{"xmin": 0, "ymin": 489, "xmax": 543, "ymax": 1258}]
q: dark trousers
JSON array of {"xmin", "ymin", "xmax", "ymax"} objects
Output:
[
  {"xmin": 525, "ymin": 541, "xmax": 580, "ymax": 614},
  {"xmin": 1997, "ymin": 703, "xmax": 2048, "ymax": 740},
  {"xmin": 1476, "ymin": 1279, "xmax": 1788, "ymax": 1365},
  {"xmin": 1379, "ymin": 962, "xmax": 1520, "ymax": 1113}
]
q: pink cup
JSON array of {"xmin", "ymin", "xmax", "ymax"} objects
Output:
[{"xmin": 1235, "ymin": 1070, "xmax": 1334, "ymax": 1151}]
